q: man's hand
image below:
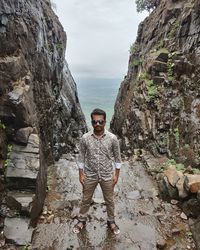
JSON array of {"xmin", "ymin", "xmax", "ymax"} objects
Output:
[
  {"xmin": 112, "ymin": 168, "xmax": 120, "ymax": 190},
  {"xmin": 112, "ymin": 175, "xmax": 119, "ymax": 186},
  {"xmin": 79, "ymin": 169, "xmax": 85, "ymax": 186}
]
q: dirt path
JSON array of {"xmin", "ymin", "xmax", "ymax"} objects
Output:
[{"xmin": 32, "ymin": 157, "xmax": 196, "ymax": 249}]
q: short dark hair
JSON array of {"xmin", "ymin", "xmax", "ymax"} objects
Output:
[{"xmin": 91, "ymin": 108, "xmax": 106, "ymax": 120}]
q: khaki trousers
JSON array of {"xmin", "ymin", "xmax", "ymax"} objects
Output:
[{"xmin": 79, "ymin": 177, "xmax": 115, "ymax": 222}]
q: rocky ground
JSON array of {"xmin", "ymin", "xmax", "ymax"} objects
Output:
[{"xmin": 27, "ymin": 155, "xmax": 196, "ymax": 250}]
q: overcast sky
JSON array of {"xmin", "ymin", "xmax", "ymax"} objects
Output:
[{"xmin": 53, "ymin": 0, "xmax": 147, "ymax": 79}]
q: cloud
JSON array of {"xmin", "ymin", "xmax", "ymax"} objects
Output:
[{"xmin": 53, "ymin": 0, "xmax": 147, "ymax": 79}]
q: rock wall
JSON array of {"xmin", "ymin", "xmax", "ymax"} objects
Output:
[
  {"xmin": 0, "ymin": 0, "xmax": 87, "ymax": 229},
  {"xmin": 111, "ymin": 0, "xmax": 200, "ymax": 167}
]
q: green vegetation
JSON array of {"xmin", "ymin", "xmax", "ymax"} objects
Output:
[
  {"xmin": 135, "ymin": 0, "xmax": 160, "ymax": 12},
  {"xmin": 4, "ymin": 144, "xmax": 12, "ymax": 170},
  {"xmin": 155, "ymin": 40, "xmax": 164, "ymax": 50},
  {"xmin": 166, "ymin": 158, "xmax": 186, "ymax": 172},
  {"xmin": 138, "ymin": 71, "xmax": 148, "ymax": 81},
  {"xmin": 167, "ymin": 58, "xmax": 174, "ymax": 81},
  {"xmin": 193, "ymin": 168, "xmax": 200, "ymax": 174},
  {"xmin": 56, "ymin": 42, "xmax": 64, "ymax": 53},
  {"xmin": 174, "ymin": 127, "xmax": 180, "ymax": 146},
  {"xmin": 130, "ymin": 59, "xmax": 142, "ymax": 67},
  {"xmin": 146, "ymin": 79, "xmax": 158, "ymax": 100},
  {"xmin": 20, "ymin": 244, "xmax": 31, "ymax": 250},
  {"xmin": 187, "ymin": 232, "xmax": 193, "ymax": 239},
  {"xmin": 0, "ymin": 120, "xmax": 6, "ymax": 130},
  {"xmin": 167, "ymin": 21, "xmax": 179, "ymax": 38},
  {"xmin": 129, "ymin": 43, "xmax": 139, "ymax": 54}
]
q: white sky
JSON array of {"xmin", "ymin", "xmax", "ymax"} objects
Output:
[{"xmin": 53, "ymin": 0, "xmax": 147, "ymax": 79}]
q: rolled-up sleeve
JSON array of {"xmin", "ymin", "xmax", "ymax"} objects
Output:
[
  {"xmin": 112, "ymin": 136, "xmax": 122, "ymax": 169},
  {"xmin": 76, "ymin": 136, "xmax": 86, "ymax": 169}
]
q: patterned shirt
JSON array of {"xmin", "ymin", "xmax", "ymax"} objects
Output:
[{"xmin": 76, "ymin": 129, "xmax": 121, "ymax": 180}]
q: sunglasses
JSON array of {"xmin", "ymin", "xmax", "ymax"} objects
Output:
[{"xmin": 91, "ymin": 120, "xmax": 105, "ymax": 125}]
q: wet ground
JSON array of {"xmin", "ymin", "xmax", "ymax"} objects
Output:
[{"xmin": 31, "ymin": 157, "xmax": 196, "ymax": 250}]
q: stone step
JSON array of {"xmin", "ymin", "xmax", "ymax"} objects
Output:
[
  {"xmin": 6, "ymin": 191, "xmax": 34, "ymax": 215},
  {"xmin": 5, "ymin": 133, "xmax": 39, "ymax": 190},
  {"xmin": 4, "ymin": 217, "xmax": 33, "ymax": 246}
]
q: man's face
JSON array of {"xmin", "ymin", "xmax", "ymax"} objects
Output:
[{"xmin": 91, "ymin": 114, "xmax": 106, "ymax": 132}]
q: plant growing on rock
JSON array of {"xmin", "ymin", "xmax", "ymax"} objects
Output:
[
  {"xmin": 0, "ymin": 120, "xmax": 6, "ymax": 129},
  {"xmin": 167, "ymin": 58, "xmax": 174, "ymax": 81},
  {"xmin": 135, "ymin": 0, "xmax": 160, "ymax": 12},
  {"xmin": 166, "ymin": 158, "xmax": 186, "ymax": 172},
  {"xmin": 146, "ymin": 79, "xmax": 158, "ymax": 101},
  {"xmin": 4, "ymin": 144, "xmax": 12, "ymax": 170},
  {"xmin": 167, "ymin": 21, "xmax": 180, "ymax": 39},
  {"xmin": 129, "ymin": 43, "xmax": 139, "ymax": 54},
  {"xmin": 130, "ymin": 59, "xmax": 142, "ymax": 67}
]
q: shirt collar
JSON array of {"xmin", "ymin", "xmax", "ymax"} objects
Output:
[{"xmin": 90, "ymin": 129, "xmax": 107, "ymax": 138}]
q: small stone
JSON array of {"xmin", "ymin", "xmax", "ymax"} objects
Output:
[
  {"xmin": 53, "ymin": 217, "xmax": 60, "ymax": 224},
  {"xmin": 127, "ymin": 190, "xmax": 141, "ymax": 200},
  {"xmin": 172, "ymin": 228, "xmax": 181, "ymax": 234},
  {"xmin": 184, "ymin": 174, "xmax": 200, "ymax": 193},
  {"xmin": 156, "ymin": 238, "xmax": 167, "ymax": 249},
  {"xmin": 197, "ymin": 190, "xmax": 200, "ymax": 201},
  {"xmin": 164, "ymin": 166, "xmax": 180, "ymax": 187},
  {"xmin": 47, "ymin": 214, "xmax": 54, "ymax": 223},
  {"xmin": 171, "ymin": 199, "xmax": 178, "ymax": 205},
  {"xmin": 40, "ymin": 215, "xmax": 45, "ymax": 220},
  {"xmin": 14, "ymin": 127, "xmax": 33, "ymax": 145},
  {"xmin": 42, "ymin": 210, "xmax": 48, "ymax": 215},
  {"xmin": 48, "ymin": 210, "xmax": 52, "ymax": 215},
  {"xmin": 180, "ymin": 212, "xmax": 187, "ymax": 220}
]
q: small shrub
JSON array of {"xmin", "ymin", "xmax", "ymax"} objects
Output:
[
  {"xmin": 130, "ymin": 59, "xmax": 142, "ymax": 67},
  {"xmin": 167, "ymin": 58, "xmax": 174, "ymax": 81},
  {"xmin": 129, "ymin": 43, "xmax": 139, "ymax": 54},
  {"xmin": 175, "ymin": 163, "xmax": 186, "ymax": 172},
  {"xmin": 135, "ymin": 0, "xmax": 160, "ymax": 13},
  {"xmin": 167, "ymin": 159, "xmax": 176, "ymax": 165},
  {"xmin": 146, "ymin": 80, "xmax": 158, "ymax": 100},
  {"xmin": 4, "ymin": 144, "xmax": 13, "ymax": 170},
  {"xmin": 167, "ymin": 21, "xmax": 179, "ymax": 38},
  {"xmin": 193, "ymin": 168, "xmax": 200, "ymax": 174}
]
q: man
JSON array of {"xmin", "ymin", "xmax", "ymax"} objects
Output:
[{"xmin": 73, "ymin": 108, "xmax": 122, "ymax": 235}]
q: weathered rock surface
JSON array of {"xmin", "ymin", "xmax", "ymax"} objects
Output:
[
  {"xmin": 0, "ymin": 0, "xmax": 87, "ymax": 246},
  {"xmin": 185, "ymin": 174, "xmax": 200, "ymax": 193},
  {"xmin": 14, "ymin": 127, "xmax": 33, "ymax": 145},
  {"xmin": 111, "ymin": 0, "xmax": 200, "ymax": 168},
  {"xmin": 4, "ymin": 217, "xmax": 33, "ymax": 245},
  {"xmin": 31, "ymin": 158, "xmax": 196, "ymax": 249},
  {"xmin": 6, "ymin": 134, "xmax": 39, "ymax": 190}
]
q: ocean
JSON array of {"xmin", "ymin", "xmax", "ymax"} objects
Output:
[{"xmin": 76, "ymin": 78, "xmax": 121, "ymax": 129}]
